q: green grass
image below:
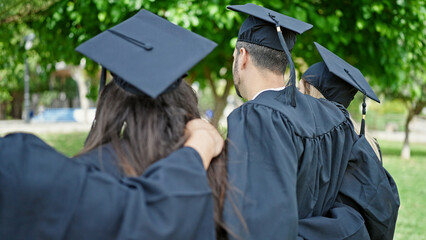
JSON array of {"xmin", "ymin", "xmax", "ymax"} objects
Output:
[
  {"xmin": 37, "ymin": 133, "xmax": 426, "ymax": 239},
  {"xmin": 37, "ymin": 131, "xmax": 88, "ymax": 157},
  {"xmin": 378, "ymin": 140, "xmax": 426, "ymax": 240}
]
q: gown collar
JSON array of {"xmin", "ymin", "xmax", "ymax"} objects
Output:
[{"xmin": 252, "ymin": 86, "xmax": 286, "ymax": 100}]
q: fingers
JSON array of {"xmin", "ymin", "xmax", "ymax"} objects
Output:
[
  {"xmin": 184, "ymin": 119, "xmax": 224, "ymax": 169},
  {"xmin": 185, "ymin": 119, "xmax": 214, "ymax": 134},
  {"xmin": 186, "ymin": 119, "xmax": 224, "ymax": 155}
]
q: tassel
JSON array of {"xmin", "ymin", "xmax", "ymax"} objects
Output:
[
  {"xmin": 360, "ymin": 95, "xmax": 367, "ymax": 136},
  {"xmin": 99, "ymin": 67, "xmax": 107, "ymax": 94},
  {"xmin": 269, "ymin": 13, "xmax": 296, "ymax": 107}
]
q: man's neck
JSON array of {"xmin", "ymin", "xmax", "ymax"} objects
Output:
[{"xmin": 246, "ymin": 70, "xmax": 285, "ymax": 100}]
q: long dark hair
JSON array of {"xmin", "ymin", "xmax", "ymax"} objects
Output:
[{"xmin": 80, "ymin": 79, "xmax": 228, "ymax": 236}]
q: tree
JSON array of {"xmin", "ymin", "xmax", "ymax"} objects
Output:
[
  {"xmin": 274, "ymin": 0, "xmax": 425, "ymax": 159},
  {"xmin": 0, "ymin": 0, "xmax": 59, "ymax": 25},
  {"xmin": 1, "ymin": 0, "xmax": 424, "ymax": 152},
  {"xmin": 0, "ymin": 0, "xmax": 241, "ymax": 126},
  {"xmin": 0, "ymin": 0, "xmax": 61, "ymax": 118}
]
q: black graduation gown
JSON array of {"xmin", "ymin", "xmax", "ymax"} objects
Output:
[
  {"xmin": 0, "ymin": 133, "xmax": 215, "ymax": 240},
  {"xmin": 337, "ymin": 135, "xmax": 400, "ymax": 240},
  {"xmin": 298, "ymin": 202, "xmax": 370, "ymax": 240},
  {"xmin": 298, "ymin": 113, "xmax": 399, "ymax": 240},
  {"xmin": 223, "ymin": 88, "xmax": 398, "ymax": 240}
]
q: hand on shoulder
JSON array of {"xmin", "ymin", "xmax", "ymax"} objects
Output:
[{"xmin": 184, "ymin": 119, "xmax": 224, "ymax": 169}]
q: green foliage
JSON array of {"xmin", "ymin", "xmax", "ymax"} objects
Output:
[
  {"xmin": 0, "ymin": 0, "xmax": 239, "ymax": 104},
  {"xmin": 288, "ymin": 0, "xmax": 425, "ymax": 104},
  {"xmin": 0, "ymin": 0, "xmax": 59, "ymax": 25},
  {"xmin": 0, "ymin": 79, "xmax": 13, "ymax": 102},
  {"xmin": 38, "ymin": 91, "xmax": 59, "ymax": 106},
  {"xmin": 0, "ymin": 0, "xmax": 58, "ymax": 96},
  {"xmin": 0, "ymin": 0, "xmax": 424, "ymax": 120}
]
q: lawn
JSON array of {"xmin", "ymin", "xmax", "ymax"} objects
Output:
[
  {"xmin": 38, "ymin": 131, "xmax": 88, "ymax": 157},
  {"xmin": 35, "ymin": 133, "xmax": 426, "ymax": 239},
  {"xmin": 378, "ymin": 140, "xmax": 426, "ymax": 240}
]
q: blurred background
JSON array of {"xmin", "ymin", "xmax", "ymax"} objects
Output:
[{"xmin": 0, "ymin": 0, "xmax": 425, "ymax": 239}]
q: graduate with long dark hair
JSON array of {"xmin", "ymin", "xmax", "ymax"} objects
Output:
[
  {"xmin": 0, "ymin": 9, "xmax": 225, "ymax": 240},
  {"xmin": 76, "ymin": 77, "xmax": 228, "ymax": 237}
]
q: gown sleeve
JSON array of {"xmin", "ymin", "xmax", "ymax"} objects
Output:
[
  {"xmin": 223, "ymin": 103, "xmax": 298, "ymax": 240},
  {"xmin": 298, "ymin": 202, "xmax": 370, "ymax": 240},
  {"xmin": 0, "ymin": 133, "xmax": 215, "ymax": 240}
]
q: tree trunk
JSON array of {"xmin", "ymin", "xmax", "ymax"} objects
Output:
[
  {"xmin": 10, "ymin": 91, "xmax": 23, "ymax": 119},
  {"xmin": 71, "ymin": 67, "xmax": 89, "ymax": 123},
  {"xmin": 204, "ymin": 67, "xmax": 233, "ymax": 127},
  {"xmin": 0, "ymin": 102, "xmax": 7, "ymax": 120},
  {"xmin": 401, "ymin": 111, "xmax": 413, "ymax": 160},
  {"xmin": 211, "ymin": 78, "xmax": 233, "ymax": 127},
  {"xmin": 401, "ymin": 100, "xmax": 425, "ymax": 160},
  {"xmin": 211, "ymin": 93, "xmax": 228, "ymax": 127}
]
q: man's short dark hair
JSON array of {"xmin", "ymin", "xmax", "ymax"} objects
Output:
[{"xmin": 235, "ymin": 33, "xmax": 296, "ymax": 75}]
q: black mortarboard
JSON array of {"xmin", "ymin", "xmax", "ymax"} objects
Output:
[
  {"xmin": 302, "ymin": 62, "xmax": 359, "ymax": 108},
  {"xmin": 76, "ymin": 9, "xmax": 217, "ymax": 98},
  {"xmin": 302, "ymin": 42, "xmax": 380, "ymax": 135},
  {"xmin": 312, "ymin": 42, "xmax": 380, "ymax": 103},
  {"xmin": 228, "ymin": 3, "xmax": 312, "ymax": 51},
  {"xmin": 227, "ymin": 3, "xmax": 313, "ymax": 107}
]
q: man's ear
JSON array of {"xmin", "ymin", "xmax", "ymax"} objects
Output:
[{"xmin": 239, "ymin": 47, "xmax": 249, "ymax": 70}]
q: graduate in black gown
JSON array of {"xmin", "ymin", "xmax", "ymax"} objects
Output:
[
  {"xmin": 222, "ymin": 4, "xmax": 385, "ymax": 240},
  {"xmin": 300, "ymin": 42, "xmax": 383, "ymax": 160},
  {"xmin": 299, "ymin": 42, "xmax": 400, "ymax": 240},
  {"xmin": 0, "ymin": 9, "xmax": 225, "ymax": 240}
]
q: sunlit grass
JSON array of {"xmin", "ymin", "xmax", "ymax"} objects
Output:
[
  {"xmin": 379, "ymin": 140, "xmax": 426, "ymax": 240},
  {"xmin": 38, "ymin": 131, "xmax": 88, "ymax": 157}
]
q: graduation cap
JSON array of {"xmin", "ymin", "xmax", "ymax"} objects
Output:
[
  {"xmin": 302, "ymin": 42, "xmax": 380, "ymax": 135},
  {"xmin": 227, "ymin": 3, "xmax": 313, "ymax": 106},
  {"xmin": 76, "ymin": 9, "xmax": 217, "ymax": 98}
]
